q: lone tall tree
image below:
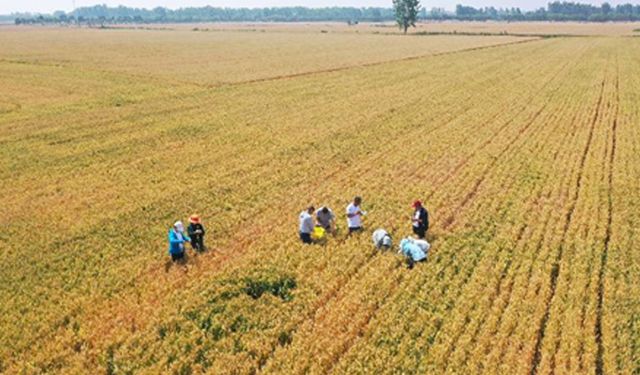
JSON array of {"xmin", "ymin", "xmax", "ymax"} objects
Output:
[{"xmin": 393, "ymin": 0, "xmax": 421, "ymax": 34}]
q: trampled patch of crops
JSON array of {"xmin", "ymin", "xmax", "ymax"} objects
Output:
[{"xmin": 1, "ymin": 26, "xmax": 639, "ymax": 374}]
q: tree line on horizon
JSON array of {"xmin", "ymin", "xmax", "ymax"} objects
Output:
[{"xmin": 11, "ymin": 2, "xmax": 640, "ymax": 25}]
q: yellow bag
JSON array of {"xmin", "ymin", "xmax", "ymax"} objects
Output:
[{"xmin": 312, "ymin": 226, "xmax": 326, "ymax": 240}]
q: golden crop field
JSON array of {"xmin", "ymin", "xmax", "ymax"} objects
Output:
[
  {"xmin": 135, "ymin": 20, "xmax": 640, "ymax": 36},
  {"xmin": 1, "ymin": 25, "xmax": 639, "ymax": 374},
  {"xmin": 0, "ymin": 27, "xmax": 528, "ymax": 85}
]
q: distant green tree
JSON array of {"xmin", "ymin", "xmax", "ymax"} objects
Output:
[{"xmin": 393, "ymin": 0, "xmax": 420, "ymax": 34}]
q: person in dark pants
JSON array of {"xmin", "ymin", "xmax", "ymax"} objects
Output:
[
  {"xmin": 299, "ymin": 206, "xmax": 315, "ymax": 244},
  {"xmin": 411, "ymin": 200, "xmax": 429, "ymax": 239},
  {"xmin": 188, "ymin": 214, "xmax": 206, "ymax": 252},
  {"xmin": 346, "ymin": 196, "xmax": 365, "ymax": 234}
]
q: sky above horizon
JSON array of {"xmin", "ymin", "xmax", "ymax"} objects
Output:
[{"xmin": 0, "ymin": 0, "xmax": 632, "ymax": 15}]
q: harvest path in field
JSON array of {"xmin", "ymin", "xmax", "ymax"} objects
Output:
[{"xmin": 1, "ymin": 27, "xmax": 639, "ymax": 375}]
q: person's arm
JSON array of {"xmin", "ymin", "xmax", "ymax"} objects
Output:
[
  {"xmin": 347, "ymin": 206, "xmax": 360, "ymax": 218},
  {"xmin": 200, "ymin": 225, "xmax": 205, "ymax": 236}
]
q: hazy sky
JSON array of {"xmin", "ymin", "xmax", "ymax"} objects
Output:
[{"xmin": 0, "ymin": 0, "xmax": 629, "ymax": 14}]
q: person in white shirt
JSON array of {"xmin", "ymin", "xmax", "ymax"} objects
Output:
[
  {"xmin": 299, "ymin": 206, "xmax": 315, "ymax": 244},
  {"xmin": 346, "ymin": 196, "xmax": 365, "ymax": 234}
]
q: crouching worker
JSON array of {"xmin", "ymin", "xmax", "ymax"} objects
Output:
[
  {"xmin": 299, "ymin": 206, "xmax": 315, "ymax": 244},
  {"xmin": 168, "ymin": 221, "xmax": 191, "ymax": 262},
  {"xmin": 188, "ymin": 214, "xmax": 206, "ymax": 252},
  {"xmin": 372, "ymin": 228, "xmax": 392, "ymax": 250},
  {"xmin": 316, "ymin": 206, "xmax": 336, "ymax": 234},
  {"xmin": 399, "ymin": 237, "xmax": 430, "ymax": 269}
]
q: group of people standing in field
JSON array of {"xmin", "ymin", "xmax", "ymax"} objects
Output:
[
  {"xmin": 168, "ymin": 214, "xmax": 206, "ymax": 262},
  {"xmin": 298, "ymin": 196, "xmax": 368, "ymax": 244},
  {"xmin": 166, "ymin": 197, "xmax": 431, "ymax": 269},
  {"xmin": 299, "ymin": 196, "xmax": 431, "ymax": 268}
]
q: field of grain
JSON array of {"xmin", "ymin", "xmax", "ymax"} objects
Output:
[
  {"xmin": 157, "ymin": 20, "xmax": 640, "ymax": 36},
  {"xmin": 0, "ymin": 27, "xmax": 528, "ymax": 85},
  {"xmin": 1, "ymin": 25, "xmax": 639, "ymax": 374}
]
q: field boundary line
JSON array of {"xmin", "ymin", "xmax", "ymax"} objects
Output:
[{"xmin": 211, "ymin": 37, "xmax": 544, "ymax": 88}]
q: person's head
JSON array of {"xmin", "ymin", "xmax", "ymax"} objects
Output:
[
  {"xmin": 307, "ymin": 206, "xmax": 315, "ymax": 214},
  {"xmin": 189, "ymin": 214, "xmax": 200, "ymax": 224},
  {"xmin": 354, "ymin": 196, "xmax": 362, "ymax": 206},
  {"xmin": 321, "ymin": 207, "xmax": 329, "ymax": 214},
  {"xmin": 174, "ymin": 221, "xmax": 185, "ymax": 233},
  {"xmin": 412, "ymin": 200, "xmax": 422, "ymax": 209}
]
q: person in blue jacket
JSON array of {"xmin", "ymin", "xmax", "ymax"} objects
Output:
[
  {"xmin": 399, "ymin": 238, "xmax": 428, "ymax": 269},
  {"xmin": 168, "ymin": 220, "xmax": 190, "ymax": 262}
]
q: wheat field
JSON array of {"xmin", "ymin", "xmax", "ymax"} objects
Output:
[{"xmin": 0, "ymin": 25, "xmax": 639, "ymax": 374}]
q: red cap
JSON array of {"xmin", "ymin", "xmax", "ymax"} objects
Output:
[
  {"xmin": 189, "ymin": 214, "xmax": 200, "ymax": 224},
  {"xmin": 412, "ymin": 200, "xmax": 422, "ymax": 208}
]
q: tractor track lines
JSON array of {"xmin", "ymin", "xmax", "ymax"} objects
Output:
[
  {"xmin": 447, "ymin": 105, "xmax": 575, "ymax": 367},
  {"xmin": 442, "ymin": 100, "xmax": 548, "ymax": 231},
  {"xmin": 595, "ymin": 53, "xmax": 619, "ymax": 375},
  {"xmin": 438, "ymin": 54, "xmax": 578, "ymax": 232},
  {"xmin": 465, "ymin": 50, "xmax": 596, "ymax": 368},
  {"xmin": 438, "ymin": 77, "xmax": 582, "ymax": 370},
  {"xmin": 529, "ymin": 73, "xmax": 607, "ymax": 375},
  {"xmin": 480, "ymin": 87, "xmax": 587, "ymax": 367},
  {"xmin": 491, "ymin": 98, "xmax": 587, "ymax": 368},
  {"xmin": 436, "ymin": 52, "xmax": 579, "ymax": 232}
]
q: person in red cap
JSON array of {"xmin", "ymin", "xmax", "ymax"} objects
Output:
[
  {"xmin": 188, "ymin": 214, "xmax": 206, "ymax": 252},
  {"xmin": 411, "ymin": 200, "xmax": 429, "ymax": 239}
]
